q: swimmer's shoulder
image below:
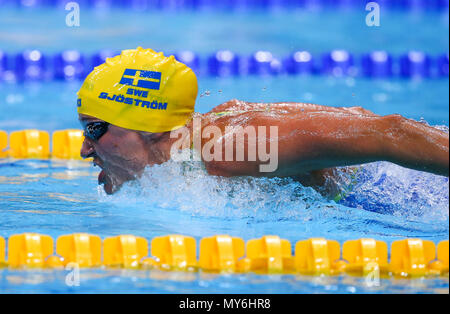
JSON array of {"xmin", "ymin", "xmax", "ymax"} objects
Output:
[
  {"xmin": 209, "ymin": 99, "xmax": 329, "ymax": 115},
  {"xmin": 208, "ymin": 99, "xmax": 249, "ymax": 114},
  {"xmin": 208, "ymin": 100, "xmax": 285, "ymax": 118}
]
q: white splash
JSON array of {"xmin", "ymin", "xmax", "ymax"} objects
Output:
[{"xmin": 99, "ymin": 159, "xmax": 328, "ymax": 221}]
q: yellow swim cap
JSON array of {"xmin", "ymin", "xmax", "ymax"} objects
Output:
[{"xmin": 77, "ymin": 47, "xmax": 198, "ymax": 133}]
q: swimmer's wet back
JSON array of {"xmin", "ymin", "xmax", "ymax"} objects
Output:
[{"xmin": 77, "ymin": 47, "xmax": 198, "ymax": 133}]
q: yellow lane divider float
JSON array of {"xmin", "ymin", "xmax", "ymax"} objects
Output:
[
  {"xmin": 0, "ymin": 129, "xmax": 86, "ymax": 160},
  {"xmin": 7, "ymin": 233, "xmax": 54, "ymax": 268},
  {"xmin": 237, "ymin": 235, "xmax": 294, "ymax": 274},
  {"xmin": 343, "ymin": 238, "xmax": 389, "ymax": 276},
  {"xmin": 149, "ymin": 235, "xmax": 197, "ymax": 271},
  {"xmin": 52, "ymin": 130, "xmax": 85, "ymax": 160},
  {"xmin": 0, "ymin": 130, "xmax": 8, "ymax": 158},
  {"xmin": 435, "ymin": 240, "xmax": 449, "ymax": 274},
  {"xmin": 9, "ymin": 130, "xmax": 50, "ymax": 159},
  {"xmin": 56, "ymin": 233, "xmax": 102, "ymax": 268},
  {"xmin": 199, "ymin": 235, "xmax": 244, "ymax": 273},
  {"xmin": 296, "ymin": 238, "xmax": 347, "ymax": 275},
  {"xmin": 104, "ymin": 235, "xmax": 149, "ymax": 269},
  {"xmin": 0, "ymin": 234, "xmax": 448, "ymax": 278},
  {"xmin": 0, "ymin": 236, "xmax": 5, "ymax": 266}
]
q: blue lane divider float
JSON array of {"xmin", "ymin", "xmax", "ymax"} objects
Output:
[
  {"xmin": 91, "ymin": 50, "xmax": 119, "ymax": 68},
  {"xmin": 248, "ymin": 51, "xmax": 283, "ymax": 76},
  {"xmin": 437, "ymin": 53, "xmax": 450, "ymax": 76},
  {"xmin": 0, "ymin": 51, "xmax": 7, "ymax": 74},
  {"xmin": 208, "ymin": 50, "xmax": 241, "ymax": 77},
  {"xmin": 400, "ymin": 51, "xmax": 432, "ymax": 78},
  {"xmin": 0, "ymin": 49, "xmax": 448, "ymax": 82},
  {"xmin": 321, "ymin": 50, "xmax": 355, "ymax": 76},
  {"xmin": 15, "ymin": 49, "xmax": 48, "ymax": 81},
  {"xmin": 284, "ymin": 51, "xmax": 315, "ymax": 75},
  {"xmin": 175, "ymin": 50, "xmax": 201, "ymax": 74},
  {"xmin": 361, "ymin": 51, "xmax": 393, "ymax": 78},
  {"xmin": 53, "ymin": 50, "xmax": 86, "ymax": 80},
  {"xmin": 4, "ymin": 0, "xmax": 449, "ymax": 11}
]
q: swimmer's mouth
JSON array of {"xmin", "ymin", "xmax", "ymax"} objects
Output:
[
  {"xmin": 92, "ymin": 158, "xmax": 105, "ymax": 179},
  {"xmin": 98, "ymin": 168, "xmax": 115, "ymax": 195},
  {"xmin": 98, "ymin": 169, "xmax": 106, "ymax": 184},
  {"xmin": 92, "ymin": 157, "xmax": 114, "ymax": 195},
  {"xmin": 91, "ymin": 155, "xmax": 129, "ymax": 195}
]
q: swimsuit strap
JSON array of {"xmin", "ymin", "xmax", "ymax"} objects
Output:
[{"xmin": 333, "ymin": 166, "xmax": 364, "ymax": 202}]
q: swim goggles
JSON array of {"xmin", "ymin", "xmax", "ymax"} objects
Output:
[{"xmin": 82, "ymin": 121, "xmax": 110, "ymax": 142}]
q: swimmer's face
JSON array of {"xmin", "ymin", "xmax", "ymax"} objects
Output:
[{"xmin": 79, "ymin": 114, "xmax": 150, "ymax": 194}]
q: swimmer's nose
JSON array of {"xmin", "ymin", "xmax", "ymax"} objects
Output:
[{"xmin": 80, "ymin": 137, "xmax": 95, "ymax": 159}]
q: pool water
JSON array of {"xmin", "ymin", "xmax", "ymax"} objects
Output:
[
  {"xmin": 0, "ymin": 6, "xmax": 448, "ymax": 54},
  {"xmin": 0, "ymin": 5, "xmax": 449, "ymax": 293}
]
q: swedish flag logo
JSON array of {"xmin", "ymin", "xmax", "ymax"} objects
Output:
[{"xmin": 119, "ymin": 69, "xmax": 162, "ymax": 90}]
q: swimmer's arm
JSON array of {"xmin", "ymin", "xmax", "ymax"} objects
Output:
[{"xmin": 205, "ymin": 112, "xmax": 449, "ymax": 177}]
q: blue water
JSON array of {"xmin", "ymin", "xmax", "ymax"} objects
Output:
[
  {"xmin": 0, "ymin": 6, "xmax": 449, "ymax": 293},
  {"xmin": 0, "ymin": 7, "xmax": 448, "ymax": 54}
]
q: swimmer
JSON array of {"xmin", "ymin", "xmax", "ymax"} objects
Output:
[{"xmin": 77, "ymin": 48, "xmax": 449, "ymax": 195}]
